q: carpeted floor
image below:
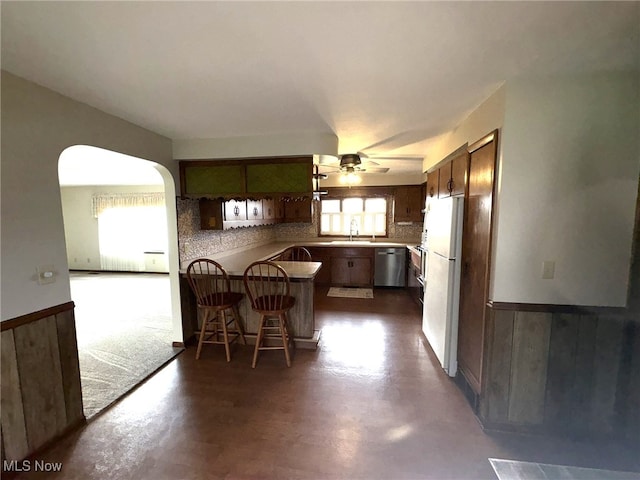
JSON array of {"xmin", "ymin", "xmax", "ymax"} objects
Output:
[{"xmin": 70, "ymin": 272, "xmax": 183, "ymax": 418}]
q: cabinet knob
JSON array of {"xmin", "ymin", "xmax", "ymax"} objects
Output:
[
  {"xmin": 234, "ymin": 205, "xmax": 239, "ymax": 216},
  {"xmin": 253, "ymin": 207, "xmax": 258, "ymax": 216},
  {"xmin": 447, "ymin": 179, "xmax": 453, "ymax": 192}
]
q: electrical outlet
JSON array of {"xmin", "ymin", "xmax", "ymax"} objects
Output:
[
  {"xmin": 36, "ymin": 265, "xmax": 56, "ymax": 285},
  {"xmin": 542, "ymin": 260, "xmax": 555, "ymax": 279}
]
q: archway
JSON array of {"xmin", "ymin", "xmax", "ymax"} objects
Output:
[{"xmin": 58, "ymin": 145, "xmax": 183, "ymax": 417}]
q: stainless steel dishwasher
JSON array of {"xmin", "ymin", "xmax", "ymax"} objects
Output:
[{"xmin": 374, "ymin": 248, "xmax": 407, "ymax": 287}]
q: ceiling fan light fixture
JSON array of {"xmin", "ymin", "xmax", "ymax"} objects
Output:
[{"xmin": 339, "ymin": 170, "xmax": 362, "ymax": 186}]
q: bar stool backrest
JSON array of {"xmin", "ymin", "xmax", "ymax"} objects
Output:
[
  {"xmin": 186, "ymin": 259, "xmax": 232, "ymax": 307},
  {"xmin": 278, "ymin": 246, "xmax": 312, "ymax": 262},
  {"xmin": 243, "ymin": 261, "xmax": 291, "ymax": 313}
]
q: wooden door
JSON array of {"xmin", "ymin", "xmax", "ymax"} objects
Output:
[{"xmin": 457, "ymin": 131, "xmax": 498, "ymax": 395}]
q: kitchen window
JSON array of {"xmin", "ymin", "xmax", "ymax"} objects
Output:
[{"xmin": 319, "ymin": 197, "xmax": 387, "ymax": 237}]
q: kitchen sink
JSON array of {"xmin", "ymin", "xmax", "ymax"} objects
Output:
[{"xmin": 330, "ymin": 240, "xmax": 372, "ymax": 245}]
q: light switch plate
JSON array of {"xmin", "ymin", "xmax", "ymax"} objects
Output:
[{"xmin": 542, "ymin": 260, "xmax": 555, "ymax": 279}]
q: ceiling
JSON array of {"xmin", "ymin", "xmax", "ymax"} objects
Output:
[{"xmin": 2, "ymin": 1, "xmax": 639, "ymax": 178}]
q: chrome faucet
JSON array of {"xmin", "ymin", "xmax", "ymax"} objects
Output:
[{"xmin": 349, "ymin": 218, "xmax": 359, "ymax": 241}]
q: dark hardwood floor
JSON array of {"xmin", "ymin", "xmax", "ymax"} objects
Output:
[{"xmin": 10, "ymin": 288, "xmax": 639, "ymax": 479}]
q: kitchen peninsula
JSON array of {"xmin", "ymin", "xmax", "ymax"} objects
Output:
[
  {"xmin": 179, "ymin": 240, "xmax": 414, "ymax": 350},
  {"xmin": 180, "ymin": 242, "xmax": 322, "ymax": 349}
]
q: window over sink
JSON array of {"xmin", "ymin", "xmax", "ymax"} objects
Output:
[{"xmin": 319, "ymin": 197, "xmax": 387, "ymax": 237}]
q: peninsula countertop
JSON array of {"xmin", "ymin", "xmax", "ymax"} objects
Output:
[{"xmin": 180, "ymin": 239, "xmax": 419, "ymax": 277}]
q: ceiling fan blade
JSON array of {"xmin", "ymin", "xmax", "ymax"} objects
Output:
[
  {"xmin": 314, "ymin": 154, "xmax": 339, "ymax": 165},
  {"xmin": 360, "ymin": 160, "xmax": 381, "ymax": 167},
  {"xmin": 318, "ymin": 166, "xmax": 340, "ymax": 173},
  {"xmin": 364, "ymin": 154, "xmax": 424, "ymax": 161},
  {"xmin": 360, "ymin": 167, "xmax": 390, "ymax": 173}
]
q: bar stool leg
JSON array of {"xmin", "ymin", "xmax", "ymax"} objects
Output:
[
  {"xmin": 279, "ymin": 314, "xmax": 291, "ymax": 367},
  {"xmin": 195, "ymin": 308, "xmax": 209, "ymax": 360},
  {"xmin": 252, "ymin": 315, "xmax": 266, "ymax": 368},
  {"xmin": 232, "ymin": 305, "xmax": 246, "ymax": 344},
  {"xmin": 220, "ymin": 309, "xmax": 231, "ymax": 362}
]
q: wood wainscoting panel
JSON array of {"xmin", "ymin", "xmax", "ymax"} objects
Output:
[
  {"xmin": 571, "ymin": 315, "xmax": 599, "ymax": 434},
  {"xmin": 590, "ymin": 315, "xmax": 625, "ymax": 435},
  {"xmin": 544, "ymin": 313, "xmax": 580, "ymax": 432},
  {"xmin": 481, "ymin": 309, "xmax": 514, "ymax": 424},
  {"xmin": 0, "ymin": 329, "xmax": 29, "ymax": 460},
  {"xmin": 13, "ymin": 316, "xmax": 68, "ymax": 452},
  {"xmin": 625, "ymin": 321, "xmax": 640, "ymax": 444},
  {"xmin": 55, "ymin": 309, "xmax": 84, "ymax": 425},
  {"xmin": 507, "ymin": 312, "xmax": 551, "ymax": 425}
]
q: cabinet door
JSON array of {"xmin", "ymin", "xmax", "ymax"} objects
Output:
[
  {"xmin": 283, "ymin": 197, "xmax": 312, "ymax": 223},
  {"xmin": 198, "ymin": 199, "xmax": 224, "ymax": 230},
  {"xmin": 349, "ymin": 257, "xmax": 372, "ymax": 286},
  {"xmin": 263, "ymin": 199, "xmax": 276, "ymax": 220},
  {"xmin": 330, "ymin": 257, "xmax": 352, "ymax": 285},
  {"xmin": 224, "ymin": 200, "xmax": 247, "ymax": 221},
  {"xmin": 394, "ymin": 185, "xmax": 423, "ymax": 222},
  {"xmin": 247, "ymin": 200, "xmax": 263, "ymax": 220},
  {"xmin": 183, "ymin": 164, "xmax": 245, "ymax": 196},
  {"xmin": 274, "ymin": 197, "xmax": 286, "ymax": 221},
  {"xmin": 426, "ymin": 171, "xmax": 439, "ymax": 199},
  {"xmin": 438, "ymin": 163, "xmax": 452, "ymax": 198},
  {"xmin": 450, "ymin": 152, "xmax": 469, "ymax": 196}
]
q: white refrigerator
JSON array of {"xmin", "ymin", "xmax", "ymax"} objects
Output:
[{"xmin": 422, "ymin": 196, "xmax": 464, "ymax": 377}]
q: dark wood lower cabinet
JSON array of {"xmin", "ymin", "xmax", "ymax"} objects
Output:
[
  {"xmin": 305, "ymin": 246, "xmax": 373, "ymax": 287},
  {"xmin": 330, "ymin": 257, "xmax": 372, "ymax": 287}
]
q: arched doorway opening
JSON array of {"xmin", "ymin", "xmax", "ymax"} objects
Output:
[{"xmin": 58, "ymin": 145, "xmax": 183, "ymax": 418}]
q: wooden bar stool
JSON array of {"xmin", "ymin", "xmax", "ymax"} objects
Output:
[
  {"xmin": 186, "ymin": 259, "xmax": 246, "ymax": 361},
  {"xmin": 243, "ymin": 261, "xmax": 295, "ymax": 368},
  {"xmin": 277, "ymin": 246, "xmax": 312, "ymax": 262}
]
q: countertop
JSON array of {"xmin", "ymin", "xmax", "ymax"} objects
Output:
[{"xmin": 180, "ymin": 239, "xmax": 420, "ymax": 278}]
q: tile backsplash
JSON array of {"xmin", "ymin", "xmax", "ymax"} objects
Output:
[{"xmin": 177, "ymin": 198, "xmax": 422, "ymax": 264}]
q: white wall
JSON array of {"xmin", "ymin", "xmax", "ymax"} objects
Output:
[
  {"xmin": 173, "ymin": 131, "xmax": 338, "ymax": 159},
  {"xmin": 493, "ymin": 72, "xmax": 640, "ymax": 306},
  {"xmin": 423, "ymin": 84, "xmax": 506, "ymax": 172},
  {"xmin": 1, "ymin": 71, "xmax": 174, "ymax": 320},
  {"xmin": 60, "ymin": 185, "xmax": 166, "ymax": 271}
]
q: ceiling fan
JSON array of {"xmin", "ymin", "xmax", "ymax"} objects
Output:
[{"xmin": 316, "ymin": 153, "xmax": 390, "ymax": 175}]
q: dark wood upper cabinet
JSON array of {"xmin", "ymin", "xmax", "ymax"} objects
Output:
[
  {"xmin": 426, "ymin": 171, "xmax": 439, "ymax": 199},
  {"xmin": 394, "ymin": 185, "xmax": 424, "ymax": 222},
  {"xmin": 437, "ymin": 151, "xmax": 468, "ymax": 198},
  {"xmin": 450, "ymin": 152, "xmax": 469, "ymax": 196},
  {"xmin": 198, "ymin": 198, "xmax": 224, "ymax": 230},
  {"xmin": 283, "ymin": 197, "xmax": 313, "ymax": 223}
]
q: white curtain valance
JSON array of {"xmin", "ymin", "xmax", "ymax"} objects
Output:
[{"xmin": 92, "ymin": 193, "xmax": 165, "ymax": 217}]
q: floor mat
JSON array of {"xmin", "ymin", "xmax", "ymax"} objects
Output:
[{"xmin": 327, "ymin": 287, "xmax": 374, "ymax": 299}]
